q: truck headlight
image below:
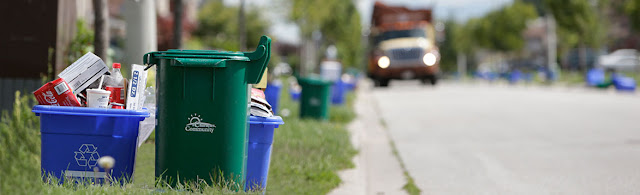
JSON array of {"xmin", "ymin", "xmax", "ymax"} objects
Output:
[
  {"xmin": 423, "ymin": 53, "xmax": 437, "ymax": 66},
  {"xmin": 378, "ymin": 56, "xmax": 390, "ymax": 69}
]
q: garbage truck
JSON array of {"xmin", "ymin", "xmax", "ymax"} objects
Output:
[{"xmin": 367, "ymin": 2, "xmax": 440, "ymax": 87}]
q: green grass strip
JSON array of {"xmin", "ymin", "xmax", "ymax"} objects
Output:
[{"xmin": 1, "ymin": 77, "xmax": 357, "ymax": 194}]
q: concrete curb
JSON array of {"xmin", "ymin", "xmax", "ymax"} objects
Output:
[{"xmin": 328, "ymin": 80, "xmax": 407, "ymax": 195}]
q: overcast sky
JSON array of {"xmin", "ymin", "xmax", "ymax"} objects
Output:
[{"xmin": 223, "ymin": 0, "xmax": 514, "ymax": 44}]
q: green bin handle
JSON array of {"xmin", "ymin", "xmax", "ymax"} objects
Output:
[
  {"xmin": 170, "ymin": 58, "xmax": 228, "ymax": 68},
  {"xmin": 243, "ymin": 36, "xmax": 271, "ymax": 84}
]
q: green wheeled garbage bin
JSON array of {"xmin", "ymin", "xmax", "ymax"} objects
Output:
[
  {"xmin": 298, "ymin": 76, "xmax": 333, "ymax": 120},
  {"xmin": 143, "ymin": 36, "xmax": 271, "ymax": 187}
]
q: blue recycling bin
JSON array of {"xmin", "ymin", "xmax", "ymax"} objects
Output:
[
  {"xmin": 33, "ymin": 105, "xmax": 148, "ymax": 184},
  {"xmin": 331, "ymin": 79, "xmax": 346, "ymax": 105},
  {"xmin": 586, "ymin": 68, "xmax": 605, "ymax": 86},
  {"xmin": 265, "ymin": 82, "xmax": 282, "ymax": 115},
  {"xmin": 612, "ymin": 75, "xmax": 637, "ymax": 91},
  {"xmin": 290, "ymin": 87, "xmax": 301, "ymax": 101},
  {"xmin": 245, "ymin": 116, "xmax": 284, "ymax": 191},
  {"xmin": 509, "ymin": 70, "xmax": 521, "ymax": 84},
  {"xmin": 523, "ymin": 73, "xmax": 533, "ymax": 82},
  {"xmin": 344, "ymin": 80, "xmax": 356, "ymax": 91}
]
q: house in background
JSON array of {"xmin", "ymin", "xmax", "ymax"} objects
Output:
[{"xmin": 0, "ymin": 0, "xmax": 200, "ymax": 112}]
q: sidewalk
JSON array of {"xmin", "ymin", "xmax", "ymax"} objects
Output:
[{"xmin": 328, "ymin": 80, "xmax": 406, "ymax": 195}]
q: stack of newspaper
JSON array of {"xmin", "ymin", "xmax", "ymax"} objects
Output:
[{"xmin": 250, "ymin": 88, "xmax": 273, "ymax": 117}]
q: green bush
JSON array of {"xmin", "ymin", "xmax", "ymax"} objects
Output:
[
  {"xmin": 0, "ymin": 91, "xmax": 41, "ymax": 194},
  {"xmin": 66, "ymin": 20, "xmax": 94, "ymax": 65}
]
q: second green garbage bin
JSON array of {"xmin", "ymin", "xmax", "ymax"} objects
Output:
[
  {"xmin": 144, "ymin": 36, "xmax": 271, "ymax": 187},
  {"xmin": 298, "ymin": 76, "xmax": 333, "ymax": 120}
]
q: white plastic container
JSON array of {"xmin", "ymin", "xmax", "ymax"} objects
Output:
[
  {"xmin": 86, "ymin": 89, "xmax": 111, "ymax": 108},
  {"xmin": 320, "ymin": 60, "xmax": 342, "ymax": 82}
]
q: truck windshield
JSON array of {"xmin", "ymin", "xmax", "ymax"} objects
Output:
[{"xmin": 375, "ymin": 29, "xmax": 427, "ymax": 44}]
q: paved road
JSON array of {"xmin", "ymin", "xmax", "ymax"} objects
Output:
[{"xmin": 372, "ymin": 80, "xmax": 640, "ymax": 194}]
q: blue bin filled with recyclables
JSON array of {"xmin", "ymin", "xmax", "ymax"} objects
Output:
[
  {"xmin": 33, "ymin": 105, "xmax": 149, "ymax": 183},
  {"xmin": 245, "ymin": 116, "xmax": 284, "ymax": 191},
  {"xmin": 265, "ymin": 82, "xmax": 282, "ymax": 115}
]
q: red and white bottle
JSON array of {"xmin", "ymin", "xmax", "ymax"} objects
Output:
[{"xmin": 105, "ymin": 63, "xmax": 125, "ymax": 108}]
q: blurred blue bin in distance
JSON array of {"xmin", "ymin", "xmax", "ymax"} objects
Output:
[
  {"xmin": 586, "ymin": 68, "xmax": 605, "ymax": 86},
  {"xmin": 33, "ymin": 105, "xmax": 148, "ymax": 184},
  {"xmin": 509, "ymin": 70, "xmax": 521, "ymax": 84},
  {"xmin": 289, "ymin": 87, "xmax": 301, "ymax": 101},
  {"xmin": 523, "ymin": 72, "xmax": 534, "ymax": 82},
  {"xmin": 245, "ymin": 116, "xmax": 284, "ymax": 192},
  {"xmin": 331, "ymin": 79, "xmax": 346, "ymax": 105},
  {"xmin": 612, "ymin": 74, "xmax": 637, "ymax": 91},
  {"xmin": 345, "ymin": 80, "xmax": 356, "ymax": 91},
  {"xmin": 265, "ymin": 81, "xmax": 282, "ymax": 115}
]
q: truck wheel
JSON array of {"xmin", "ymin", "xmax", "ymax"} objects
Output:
[
  {"xmin": 421, "ymin": 76, "xmax": 437, "ymax": 85},
  {"xmin": 420, "ymin": 78, "xmax": 429, "ymax": 85},
  {"xmin": 376, "ymin": 78, "xmax": 390, "ymax": 87}
]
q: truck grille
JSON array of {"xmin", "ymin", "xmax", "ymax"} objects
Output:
[{"xmin": 388, "ymin": 48, "xmax": 423, "ymax": 61}]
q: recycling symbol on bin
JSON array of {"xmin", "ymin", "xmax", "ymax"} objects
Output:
[{"xmin": 73, "ymin": 144, "xmax": 100, "ymax": 168}]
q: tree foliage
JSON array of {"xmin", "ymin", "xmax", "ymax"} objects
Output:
[
  {"xmin": 288, "ymin": 0, "xmax": 363, "ymax": 69},
  {"xmin": 626, "ymin": 0, "xmax": 640, "ymax": 32},
  {"xmin": 193, "ymin": 0, "xmax": 269, "ymax": 51},
  {"xmin": 67, "ymin": 20, "xmax": 94, "ymax": 65},
  {"xmin": 438, "ymin": 20, "xmax": 460, "ymax": 72},
  {"xmin": 451, "ymin": 1, "xmax": 537, "ymax": 54},
  {"xmin": 544, "ymin": 0, "xmax": 608, "ymax": 48}
]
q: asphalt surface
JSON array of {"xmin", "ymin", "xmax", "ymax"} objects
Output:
[{"xmin": 372, "ymin": 80, "xmax": 640, "ymax": 194}]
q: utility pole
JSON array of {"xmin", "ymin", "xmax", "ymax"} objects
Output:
[
  {"xmin": 173, "ymin": 0, "xmax": 183, "ymax": 49},
  {"xmin": 546, "ymin": 14, "xmax": 558, "ymax": 77},
  {"xmin": 124, "ymin": 0, "xmax": 157, "ymax": 66},
  {"xmin": 238, "ymin": 0, "xmax": 247, "ymax": 51},
  {"xmin": 457, "ymin": 53, "xmax": 467, "ymax": 80},
  {"xmin": 93, "ymin": 0, "xmax": 109, "ymax": 60}
]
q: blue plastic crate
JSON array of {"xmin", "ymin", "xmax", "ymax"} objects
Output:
[
  {"xmin": 33, "ymin": 105, "xmax": 148, "ymax": 184},
  {"xmin": 245, "ymin": 116, "xmax": 284, "ymax": 191}
]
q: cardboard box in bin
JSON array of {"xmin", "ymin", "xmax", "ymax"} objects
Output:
[{"xmin": 58, "ymin": 52, "xmax": 109, "ymax": 95}]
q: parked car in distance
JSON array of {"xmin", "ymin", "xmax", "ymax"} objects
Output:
[{"xmin": 597, "ymin": 49, "xmax": 640, "ymax": 71}]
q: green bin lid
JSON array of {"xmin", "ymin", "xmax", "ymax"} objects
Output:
[
  {"xmin": 144, "ymin": 36, "xmax": 270, "ymax": 67},
  {"xmin": 143, "ymin": 36, "xmax": 271, "ymax": 84},
  {"xmin": 297, "ymin": 76, "xmax": 333, "ymax": 86}
]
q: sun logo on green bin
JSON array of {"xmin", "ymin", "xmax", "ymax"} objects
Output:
[{"xmin": 185, "ymin": 113, "xmax": 216, "ymax": 133}]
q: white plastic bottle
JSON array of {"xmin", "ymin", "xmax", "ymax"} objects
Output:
[{"xmin": 105, "ymin": 63, "xmax": 125, "ymax": 108}]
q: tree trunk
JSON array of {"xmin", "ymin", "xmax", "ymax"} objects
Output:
[
  {"xmin": 93, "ymin": 0, "xmax": 109, "ymax": 60},
  {"xmin": 173, "ymin": 0, "xmax": 183, "ymax": 49},
  {"xmin": 579, "ymin": 42, "xmax": 587, "ymax": 71},
  {"xmin": 238, "ymin": 0, "xmax": 246, "ymax": 51}
]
